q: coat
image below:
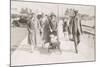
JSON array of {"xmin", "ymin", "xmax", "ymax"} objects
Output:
[{"xmin": 68, "ymin": 15, "xmax": 82, "ymax": 44}]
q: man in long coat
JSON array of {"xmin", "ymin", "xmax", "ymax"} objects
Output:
[{"xmin": 71, "ymin": 10, "xmax": 82, "ymax": 53}]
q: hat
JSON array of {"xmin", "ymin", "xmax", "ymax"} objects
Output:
[
  {"xmin": 50, "ymin": 12, "xmax": 56, "ymax": 18},
  {"xmin": 37, "ymin": 12, "xmax": 43, "ymax": 15}
]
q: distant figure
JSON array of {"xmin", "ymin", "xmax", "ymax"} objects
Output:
[
  {"xmin": 27, "ymin": 13, "xmax": 37, "ymax": 52},
  {"xmin": 63, "ymin": 14, "xmax": 70, "ymax": 40}
]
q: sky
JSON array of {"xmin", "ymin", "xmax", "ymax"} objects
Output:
[{"xmin": 11, "ymin": 1, "xmax": 95, "ymax": 17}]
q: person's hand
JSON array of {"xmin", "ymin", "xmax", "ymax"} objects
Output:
[{"xmin": 50, "ymin": 29, "xmax": 53, "ymax": 32}]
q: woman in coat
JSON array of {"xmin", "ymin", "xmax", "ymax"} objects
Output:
[{"xmin": 27, "ymin": 13, "xmax": 37, "ymax": 52}]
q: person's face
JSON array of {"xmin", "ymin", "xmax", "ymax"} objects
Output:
[
  {"xmin": 32, "ymin": 15, "xmax": 36, "ymax": 20},
  {"xmin": 65, "ymin": 15, "xmax": 70, "ymax": 20},
  {"xmin": 52, "ymin": 16, "xmax": 56, "ymax": 21}
]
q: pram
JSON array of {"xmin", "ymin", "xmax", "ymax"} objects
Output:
[{"xmin": 48, "ymin": 31, "xmax": 61, "ymax": 53}]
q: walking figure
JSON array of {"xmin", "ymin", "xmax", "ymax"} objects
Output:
[
  {"xmin": 27, "ymin": 13, "xmax": 37, "ymax": 52},
  {"xmin": 48, "ymin": 13, "xmax": 61, "ymax": 53}
]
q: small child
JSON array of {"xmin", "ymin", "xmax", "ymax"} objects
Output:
[{"xmin": 48, "ymin": 33, "xmax": 60, "ymax": 51}]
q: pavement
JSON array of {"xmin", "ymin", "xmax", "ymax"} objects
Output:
[
  {"xmin": 11, "ymin": 32, "xmax": 95, "ymax": 66},
  {"xmin": 11, "ymin": 27, "xmax": 27, "ymax": 54}
]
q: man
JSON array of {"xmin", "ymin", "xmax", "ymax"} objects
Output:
[
  {"xmin": 71, "ymin": 10, "xmax": 82, "ymax": 53},
  {"xmin": 73, "ymin": 10, "xmax": 82, "ymax": 45}
]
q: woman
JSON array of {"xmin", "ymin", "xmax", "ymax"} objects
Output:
[
  {"xmin": 48, "ymin": 13, "xmax": 61, "ymax": 52},
  {"xmin": 27, "ymin": 13, "xmax": 37, "ymax": 52},
  {"xmin": 42, "ymin": 15, "xmax": 50, "ymax": 47},
  {"xmin": 63, "ymin": 15, "xmax": 70, "ymax": 40}
]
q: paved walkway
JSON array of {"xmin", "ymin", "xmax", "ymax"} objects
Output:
[{"xmin": 11, "ymin": 34, "xmax": 95, "ymax": 66}]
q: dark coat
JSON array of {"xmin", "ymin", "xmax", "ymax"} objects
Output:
[
  {"xmin": 43, "ymin": 19, "xmax": 51, "ymax": 43},
  {"xmin": 68, "ymin": 15, "xmax": 82, "ymax": 44}
]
